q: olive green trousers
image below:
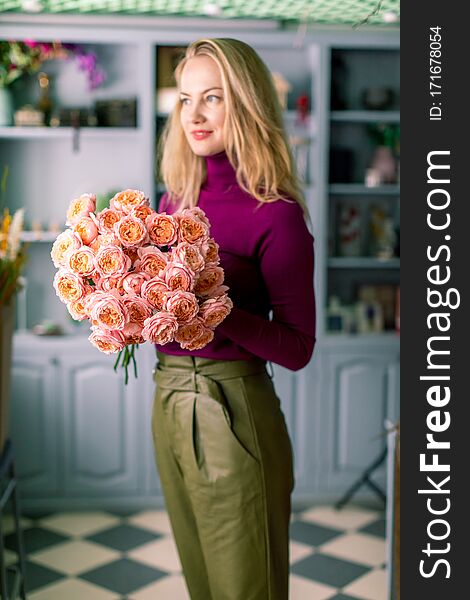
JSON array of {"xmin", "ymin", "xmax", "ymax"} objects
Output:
[{"xmin": 151, "ymin": 351, "xmax": 295, "ymax": 600}]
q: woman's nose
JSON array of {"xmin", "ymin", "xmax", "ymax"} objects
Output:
[{"xmin": 188, "ymin": 100, "xmax": 205, "ymax": 123}]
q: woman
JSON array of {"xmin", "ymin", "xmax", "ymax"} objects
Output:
[{"xmin": 152, "ymin": 38, "xmax": 316, "ymax": 600}]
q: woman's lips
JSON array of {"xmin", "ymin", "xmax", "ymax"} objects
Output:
[{"xmin": 191, "ymin": 131, "xmax": 213, "ymax": 140}]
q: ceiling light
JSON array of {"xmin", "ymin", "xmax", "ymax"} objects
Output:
[
  {"xmin": 383, "ymin": 10, "xmax": 399, "ymax": 23},
  {"xmin": 20, "ymin": 0, "xmax": 43, "ymax": 11},
  {"xmin": 202, "ymin": 2, "xmax": 222, "ymax": 17}
]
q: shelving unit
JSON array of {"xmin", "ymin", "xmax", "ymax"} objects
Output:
[{"xmin": 325, "ymin": 45, "xmax": 400, "ymax": 337}]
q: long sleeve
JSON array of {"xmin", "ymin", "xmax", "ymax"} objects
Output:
[{"xmin": 217, "ymin": 201, "xmax": 316, "ymax": 371}]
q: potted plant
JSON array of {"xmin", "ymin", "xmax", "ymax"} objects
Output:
[{"xmin": 0, "ymin": 40, "xmax": 105, "ymax": 125}]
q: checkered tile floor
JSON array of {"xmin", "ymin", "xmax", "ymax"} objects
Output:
[{"xmin": 3, "ymin": 505, "xmax": 387, "ymax": 599}]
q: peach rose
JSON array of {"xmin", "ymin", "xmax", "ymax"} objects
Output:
[
  {"xmin": 95, "ymin": 245, "xmax": 131, "ymax": 277},
  {"xmin": 53, "ymin": 270, "xmax": 86, "ymax": 304},
  {"xmin": 199, "ymin": 295, "xmax": 233, "ymax": 329},
  {"xmin": 146, "ymin": 213, "xmax": 178, "ymax": 246},
  {"xmin": 142, "ymin": 311, "xmax": 178, "ymax": 344},
  {"xmin": 122, "ymin": 322, "xmax": 145, "ymax": 345},
  {"xmin": 94, "ymin": 208, "xmax": 121, "ymax": 234},
  {"xmin": 123, "ymin": 246, "xmax": 141, "ymax": 265},
  {"xmin": 50, "ymin": 229, "xmax": 82, "ymax": 268},
  {"xmin": 89, "ymin": 328, "xmax": 126, "ymax": 354},
  {"xmin": 161, "ymin": 262, "xmax": 195, "ymax": 292},
  {"xmin": 174, "ymin": 317, "xmax": 214, "ymax": 350},
  {"xmin": 110, "ymin": 189, "xmax": 148, "ymax": 214},
  {"xmin": 89, "ymin": 292, "xmax": 128, "ymax": 331},
  {"xmin": 186, "ymin": 206, "xmax": 210, "ymax": 228},
  {"xmin": 66, "ymin": 296, "xmax": 90, "ymax": 321},
  {"xmin": 141, "ymin": 278, "xmax": 171, "ymax": 309},
  {"xmin": 172, "ymin": 242, "xmax": 205, "ymax": 273},
  {"xmin": 114, "ymin": 215, "xmax": 148, "ymax": 248},
  {"xmin": 132, "ymin": 204, "xmax": 154, "ymax": 222},
  {"xmin": 120, "ymin": 271, "xmax": 150, "ymax": 296},
  {"xmin": 66, "ymin": 193, "xmax": 96, "ymax": 226},
  {"xmin": 194, "ymin": 266, "xmax": 225, "ymax": 297},
  {"xmin": 73, "ymin": 216, "xmax": 99, "ymax": 245},
  {"xmin": 201, "ymin": 238, "xmax": 220, "ymax": 265},
  {"xmin": 96, "ymin": 275, "xmax": 124, "ymax": 294},
  {"xmin": 176, "ymin": 211, "xmax": 209, "ymax": 245},
  {"xmin": 165, "ymin": 290, "xmax": 199, "ymax": 323},
  {"xmin": 67, "ymin": 246, "xmax": 96, "ymax": 277},
  {"xmin": 134, "ymin": 247, "xmax": 168, "ymax": 277},
  {"xmin": 89, "ymin": 233, "xmax": 120, "ymax": 253},
  {"xmin": 122, "ymin": 296, "xmax": 154, "ymax": 324}
]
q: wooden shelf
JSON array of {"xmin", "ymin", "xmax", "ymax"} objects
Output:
[
  {"xmin": 328, "ymin": 257, "xmax": 400, "ymax": 269},
  {"xmin": 330, "ymin": 110, "xmax": 400, "ymax": 123},
  {"xmin": 0, "ymin": 127, "xmax": 143, "ymax": 140},
  {"xmin": 329, "ymin": 184, "xmax": 400, "ymax": 195}
]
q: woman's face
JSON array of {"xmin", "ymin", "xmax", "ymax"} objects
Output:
[{"xmin": 179, "ymin": 55, "xmax": 226, "ymax": 156}]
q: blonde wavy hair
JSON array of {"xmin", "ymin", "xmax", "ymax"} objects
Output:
[{"xmin": 158, "ymin": 37, "xmax": 310, "ymax": 220}]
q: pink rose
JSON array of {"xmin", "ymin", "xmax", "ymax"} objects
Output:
[
  {"xmin": 131, "ymin": 204, "xmax": 154, "ymax": 222},
  {"xmin": 122, "ymin": 296, "xmax": 154, "ymax": 324},
  {"xmin": 89, "ymin": 233, "xmax": 120, "ymax": 253},
  {"xmin": 146, "ymin": 213, "xmax": 178, "ymax": 246},
  {"xmin": 89, "ymin": 292, "xmax": 128, "ymax": 331},
  {"xmin": 53, "ymin": 270, "xmax": 86, "ymax": 304},
  {"xmin": 176, "ymin": 211, "xmax": 209, "ymax": 245},
  {"xmin": 122, "ymin": 322, "xmax": 145, "ymax": 345},
  {"xmin": 185, "ymin": 206, "xmax": 210, "ymax": 228},
  {"xmin": 67, "ymin": 246, "xmax": 96, "ymax": 277},
  {"xmin": 165, "ymin": 290, "xmax": 199, "ymax": 323},
  {"xmin": 66, "ymin": 193, "xmax": 96, "ymax": 226},
  {"xmin": 96, "ymin": 275, "xmax": 124, "ymax": 294},
  {"xmin": 199, "ymin": 294, "xmax": 233, "ymax": 329},
  {"xmin": 142, "ymin": 311, "xmax": 178, "ymax": 344},
  {"xmin": 174, "ymin": 317, "xmax": 214, "ymax": 350},
  {"xmin": 161, "ymin": 262, "xmax": 195, "ymax": 292},
  {"xmin": 73, "ymin": 216, "xmax": 99, "ymax": 245},
  {"xmin": 95, "ymin": 244, "xmax": 131, "ymax": 277},
  {"xmin": 194, "ymin": 266, "xmax": 225, "ymax": 298},
  {"xmin": 93, "ymin": 208, "xmax": 121, "ymax": 234},
  {"xmin": 201, "ymin": 238, "xmax": 220, "ymax": 265},
  {"xmin": 110, "ymin": 189, "xmax": 148, "ymax": 214},
  {"xmin": 50, "ymin": 230, "xmax": 82, "ymax": 268},
  {"xmin": 134, "ymin": 246, "xmax": 168, "ymax": 277},
  {"xmin": 141, "ymin": 278, "xmax": 171, "ymax": 309},
  {"xmin": 89, "ymin": 328, "xmax": 127, "ymax": 354},
  {"xmin": 172, "ymin": 242, "xmax": 205, "ymax": 273},
  {"xmin": 120, "ymin": 272, "xmax": 150, "ymax": 296},
  {"xmin": 114, "ymin": 214, "xmax": 149, "ymax": 247}
]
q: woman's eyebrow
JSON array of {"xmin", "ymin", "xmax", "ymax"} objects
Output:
[{"xmin": 179, "ymin": 87, "xmax": 223, "ymax": 96}]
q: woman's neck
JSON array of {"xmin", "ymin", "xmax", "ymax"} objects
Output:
[{"xmin": 202, "ymin": 150, "xmax": 238, "ymax": 192}]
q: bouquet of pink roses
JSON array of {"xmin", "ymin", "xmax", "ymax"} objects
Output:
[{"xmin": 51, "ymin": 189, "xmax": 232, "ymax": 383}]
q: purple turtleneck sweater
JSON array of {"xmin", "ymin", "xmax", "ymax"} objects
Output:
[{"xmin": 155, "ymin": 150, "xmax": 316, "ymax": 371}]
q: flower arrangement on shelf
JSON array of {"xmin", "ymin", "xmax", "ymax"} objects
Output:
[
  {"xmin": 0, "ymin": 167, "xmax": 27, "ymax": 306},
  {"xmin": 51, "ymin": 190, "xmax": 233, "ymax": 383},
  {"xmin": 0, "ymin": 40, "xmax": 105, "ymax": 90}
]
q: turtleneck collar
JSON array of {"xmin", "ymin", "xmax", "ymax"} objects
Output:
[{"xmin": 202, "ymin": 150, "xmax": 238, "ymax": 193}]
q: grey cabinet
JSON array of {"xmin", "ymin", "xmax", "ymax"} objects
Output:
[
  {"xmin": 11, "ymin": 333, "xmax": 163, "ymax": 509},
  {"xmin": 58, "ymin": 351, "xmax": 139, "ymax": 495},
  {"xmin": 317, "ymin": 338, "xmax": 399, "ymax": 499},
  {"xmin": 10, "ymin": 352, "xmax": 59, "ymax": 495}
]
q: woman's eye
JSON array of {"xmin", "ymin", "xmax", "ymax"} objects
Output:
[
  {"xmin": 179, "ymin": 98, "xmax": 190, "ymax": 105},
  {"xmin": 207, "ymin": 95, "xmax": 220, "ymax": 103}
]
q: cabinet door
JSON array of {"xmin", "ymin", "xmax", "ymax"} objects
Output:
[
  {"xmin": 273, "ymin": 355, "xmax": 323, "ymax": 498},
  {"xmin": 11, "ymin": 354, "xmax": 59, "ymax": 494},
  {"xmin": 59, "ymin": 352, "xmax": 139, "ymax": 495},
  {"xmin": 320, "ymin": 346, "xmax": 399, "ymax": 498}
]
